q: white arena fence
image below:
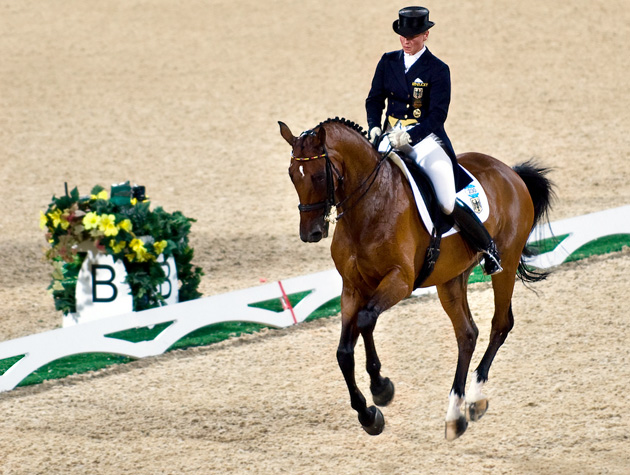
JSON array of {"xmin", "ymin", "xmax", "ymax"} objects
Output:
[{"xmin": 0, "ymin": 205, "xmax": 628, "ymax": 392}]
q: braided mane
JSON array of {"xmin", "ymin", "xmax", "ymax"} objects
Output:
[{"xmin": 316, "ymin": 117, "xmax": 367, "ymax": 137}]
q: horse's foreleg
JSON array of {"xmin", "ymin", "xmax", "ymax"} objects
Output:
[
  {"xmin": 357, "ymin": 268, "xmax": 412, "ymax": 408},
  {"xmin": 337, "ymin": 269, "xmax": 410, "ymax": 435},
  {"xmin": 337, "ymin": 317, "xmax": 385, "ymax": 435},
  {"xmin": 361, "ymin": 323, "xmax": 395, "ymax": 407},
  {"xmin": 467, "ymin": 271, "xmax": 516, "ymax": 421},
  {"xmin": 437, "ymin": 275, "xmax": 478, "ymax": 441}
]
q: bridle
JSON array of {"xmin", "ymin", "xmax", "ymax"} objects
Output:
[
  {"xmin": 292, "ymin": 129, "xmax": 392, "ymax": 224},
  {"xmin": 292, "ymin": 136, "xmax": 341, "ymax": 224}
]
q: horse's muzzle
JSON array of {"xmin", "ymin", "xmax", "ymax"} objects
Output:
[
  {"xmin": 300, "ymin": 222, "xmax": 328, "ymax": 243},
  {"xmin": 301, "ymin": 230, "xmax": 323, "ymax": 243}
]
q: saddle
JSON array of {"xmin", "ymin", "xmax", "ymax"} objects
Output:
[
  {"xmin": 396, "ymin": 154, "xmax": 453, "ymax": 289},
  {"xmin": 382, "ymin": 148, "xmax": 490, "ymax": 289},
  {"xmin": 398, "ymin": 154, "xmax": 455, "ymax": 236}
]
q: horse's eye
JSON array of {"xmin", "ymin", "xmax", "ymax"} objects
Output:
[{"xmin": 312, "ymin": 173, "xmax": 326, "ymax": 185}]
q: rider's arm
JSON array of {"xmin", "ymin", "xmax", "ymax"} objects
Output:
[{"xmin": 365, "ymin": 54, "xmax": 388, "ymax": 132}]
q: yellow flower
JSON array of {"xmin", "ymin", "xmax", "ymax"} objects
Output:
[
  {"xmin": 129, "ymin": 238, "xmax": 145, "ymax": 253},
  {"xmin": 60, "ymin": 210, "xmax": 71, "ymax": 230},
  {"xmin": 39, "ymin": 211, "xmax": 48, "ymax": 230},
  {"xmin": 128, "ymin": 239, "xmax": 155, "ymax": 262},
  {"xmin": 130, "ymin": 197, "xmax": 138, "ymax": 206},
  {"xmin": 48, "ymin": 209, "xmax": 62, "ymax": 228},
  {"xmin": 82, "ymin": 212, "xmax": 100, "ymax": 230},
  {"xmin": 109, "ymin": 239, "xmax": 126, "ymax": 254},
  {"xmin": 135, "ymin": 248, "xmax": 152, "ymax": 262},
  {"xmin": 103, "ymin": 223, "xmax": 118, "ymax": 236},
  {"xmin": 91, "ymin": 190, "xmax": 109, "ymax": 201},
  {"xmin": 153, "ymin": 240, "xmax": 168, "ymax": 255},
  {"xmin": 118, "ymin": 219, "xmax": 133, "ymax": 233},
  {"xmin": 98, "ymin": 214, "xmax": 119, "ymax": 237}
]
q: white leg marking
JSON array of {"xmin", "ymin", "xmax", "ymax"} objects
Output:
[
  {"xmin": 466, "ymin": 371, "xmax": 487, "ymax": 403},
  {"xmin": 445, "ymin": 390, "xmax": 465, "ymax": 422},
  {"xmin": 299, "ymin": 165, "xmax": 305, "ymax": 177}
]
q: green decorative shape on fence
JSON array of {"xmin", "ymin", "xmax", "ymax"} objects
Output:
[
  {"xmin": 19, "ymin": 353, "xmax": 132, "ymax": 387},
  {"xmin": 565, "ymin": 233, "xmax": 630, "ymax": 262},
  {"xmin": 0, "ymin": 355, "xmax": 25, "ymax": 376},
  {"xmin": 168, "ymin": 295, "xmax": 341, "ymax": 352},
  {"xmin": 528, "ymin": 234, "xmax": 570, "ymax": 254},
  {"xmin": 247, "ymin": 290, "xmax": 313, "ymax": 313},
  {"xmin": 168, "ymin": 322, "xmax": 269, "ymax": 351},
  {"xmin": 105, "ymin": 321, "xmax": 174, "ymax": 343},
  {"xmin": 305, "ymin": 296, "xmax": 340, "ymax": 322}
]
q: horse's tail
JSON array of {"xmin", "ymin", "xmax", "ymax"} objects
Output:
[{"xmin": 512, "ymin": 160, "xmax": 556, "ymax": 284}]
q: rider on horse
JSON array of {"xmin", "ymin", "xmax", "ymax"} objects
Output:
[{"xmin": 366, "ymin": 6, "xmax": 503, "ymax": 275}]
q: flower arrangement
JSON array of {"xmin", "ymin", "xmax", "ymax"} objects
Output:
[{"xmin": 40, "ymin": 183, "xmax": 204, "ymax": 314}]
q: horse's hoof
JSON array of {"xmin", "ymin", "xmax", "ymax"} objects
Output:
[
  {"xmin": 372, "ymin": 378, "xmax": 395, "ymax": 407},
  {"xmin": 466, "ymin": 398, "xmax": 489, "ymax": 422},
  {"xmin": 361, "ymin": 406, "xmax": 385, "ymax": 436},
  {"xmin": 445, "ymin": 415, "xmax": 468, "ymax": 441}
]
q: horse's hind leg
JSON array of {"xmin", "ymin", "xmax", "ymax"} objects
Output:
[
  {"xmin": 466, "ymin": 268, "xmax": 516, "ymax": 422},
  {"xmin": 437, "ymin": 274, "xmax": 479, "ymax": 441}
]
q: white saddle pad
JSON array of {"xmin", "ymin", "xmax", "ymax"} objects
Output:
[{"xmin": 388, "ymin": 153, "xmax": 490, "ymax": 237}]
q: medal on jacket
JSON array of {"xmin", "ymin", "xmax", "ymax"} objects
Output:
[{"xmin": 413, "ymin": 87, "xmax": 423, "ymax": 112}]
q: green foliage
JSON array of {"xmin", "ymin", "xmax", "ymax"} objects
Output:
[
  {"xmin": 41, "ymin": 183, "xmax": 204, "ymax": 313},
  {"xmin": 175, "ymin": 245, "xmax": 204, "ymax": 302},
  {"xmin": 48, "ymin": 255, "xmax": 84, "ymax": 314}
]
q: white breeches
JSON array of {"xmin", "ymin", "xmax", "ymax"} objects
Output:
[{"xmin": 398, "ymin": 135, "xmax": 456, "ymax": 215}]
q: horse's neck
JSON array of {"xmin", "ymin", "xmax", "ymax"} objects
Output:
[
  {"xmin": 336, "ymin": 142, "xmax": 378, "ymax": 191},
  {"xmin": 336, "ymin": 145, "xmax": 402, "ymax": 223}
]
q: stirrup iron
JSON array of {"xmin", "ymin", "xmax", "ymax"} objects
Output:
[{"xmin": 481, "ymin": 241, "xmax": 503, "ymax": 275}]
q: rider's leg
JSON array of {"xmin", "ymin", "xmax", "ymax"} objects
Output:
[
  {"xmin": 450, "ymin": 198, "xmax": 503, "ymax": 275},
  {"xmin": 411, "ymin": 136, "xmax": 503, "ymax": 275},
  {"xmin": 415, "ymin": 146, "xmax": 456, "ymax": 214}
]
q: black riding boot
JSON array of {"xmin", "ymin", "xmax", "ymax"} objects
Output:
[{"xmin": 450, "ymin": 198, "xmax": 503, "ymax": 275}]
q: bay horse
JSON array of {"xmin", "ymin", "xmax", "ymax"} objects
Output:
[{"xmin": 279, "ymin": 117, "xmax": 554, "ymax": 440}]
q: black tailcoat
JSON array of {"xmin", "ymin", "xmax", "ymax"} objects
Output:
[{"xmin": 366, "ymin": 47, "xmax": 471, "ymax": 190}]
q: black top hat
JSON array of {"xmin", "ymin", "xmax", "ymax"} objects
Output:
[{"xmin": 393, "ymin": 6, "xmax": 434, "ymax": 37}]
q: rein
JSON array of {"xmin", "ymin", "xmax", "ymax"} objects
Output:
[
  {"xmin": 293, "ymin": 131, "xmax": 392, "ymax": 222},
  {"xmin": 335, "ymin": 148, "xmax": 390, "ymax": 220}
]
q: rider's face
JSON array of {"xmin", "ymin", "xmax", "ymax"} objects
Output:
[{"xmin": 400, "ymin": 31, "xmax": 429, "ymax": 55}]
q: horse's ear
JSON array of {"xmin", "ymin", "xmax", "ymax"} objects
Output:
[
  {"xmin": 316, "ymin": 125, "xmax": 326, "ymax": 145},
  {"xmin": 278, "ymin": 121, "xmax": 296, "ymax": 146}
]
